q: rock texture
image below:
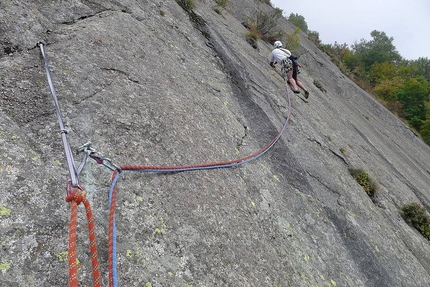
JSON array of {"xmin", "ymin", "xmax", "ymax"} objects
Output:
[{"xmin": 1, "ymin": 0, "xmax": 430, "ymax": 286}]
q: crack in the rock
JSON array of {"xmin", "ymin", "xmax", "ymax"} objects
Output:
[
  {"xmin": 329, "ymin": 148, "xmax": 348, "ymax": 165},
  {"xmin": 236, "ymin": 123, "xmax": 248, "ymax": 149},
  {"xmin": 236, "ymin": 119, "xmax": 248, "ymax": 149},
  {"xmin": 308, "ymin": 172, "xmax": 344, "ymax": 207},
  {"xmin": 61, "ymin": 13, "xmax": 98, "ymax": 25},
  {"xmin": 309, "ymin": 137, "xmax": 322, "ymax": 146},
  {"xmin": 309, "ymin": 137, "xmax": 348, "ymax": 165},
  {"xmin": 70, "ymin": 66, "xmax": 140, "ymax": 104},
  {"xmin": 308, "ymin": 172, "xmax": 342, "ymax": 197},
  {"xmin": 101, "ymin": 67, "xmax": 140, "ymax": 83},
  {"xmin": 60, "ymin": 8, "xmax": 133, "ymax": 25},
  {"xmin": 71, "ymin": 78, "xmax": 116, "ymax": 105}
]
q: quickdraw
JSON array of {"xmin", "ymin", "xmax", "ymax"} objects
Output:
[{"xmin": 38, "ymin": 41, "xmax": 292, "ymax": 287}]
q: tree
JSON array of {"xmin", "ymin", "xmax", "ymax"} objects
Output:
[
  {"xmin": 373, "ymin": 77, "xmax": 403, "ymax": 102},
  {"xmin": 288, "ymin": 13, "xmax": 308, "ymax": 33},
  {"xmin": 307, "ymin": 30, "xmax": 320, "ymax": 44},
  {"xmin": 396, "ymin": 77, "xmax": 430, "ymax": 130},
  {"xmin": 420, "ymin": 99, "xmax": 430, "ymax": 144},
  {"xmin": 411, "ymin": 57, "xmax": 430, "ymax": 80},
  {"xmin": 352, "ymin": 30, "xmax": 402, "ymax": 78},
  {"xmin": 371, "ymin": 62, "xmax": 400, "ymax": 83},
  {"xmin": 343, "ymin": 51, "xmax": 364, "ymax": 75}
]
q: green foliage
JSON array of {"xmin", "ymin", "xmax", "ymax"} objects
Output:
[
  {"xmin": 244, "ymin": 20, "xmax": 261, "ymax": 41},
  {"xmin": 421, "ymin": 99, "xmax": 430, "ymax": 144},
  {"xmin": 319, "ymin": 42, "xmax": 351, "ymax": 74},
  {"xmin": 250, "ymin": 9, "xmax": 282, "ymax": 36},
  {"xmin": 401, "ymin": 202, "xmax": 430, "ymax": 240},
  {"xmin": 348, "ymin": 168, "xmax": 377, "ymax": 198},
  {"xmin": 371, "ymin": 62, "xmax": 400, "ymax": 83},
  {"xmin": 371, "ymin": 62, "xmax": 405, "ymax": 101},
  {"xmin": 373, "ymin": 77, "xmax": 403, "ymax": 101},
  {"xmin": 411, "ymin": 57, "xmax": 430, "ymax": 80},
  {"xmin": 371, "ymin": 62, "xmax": 418, "ymax": 86},
  {"xmin": 307, "ymin": 30, "xmax": 320, "ymax": 45},
  {"xmin": 363, "ymin": 52, "xmax": 430, "ymax": 141},
  {"xmin": 283, "ymin": 27, "xmax": 301, "ymax": 52},
  {"xmin": 177, "ymin": 0, "xmax": 195, "ymax": 10},
  {"xmin": 352, "ymin": 30, "xmax": 402, "ymax": 76},
  {"xmin": 343, "ymin": 51, "xmax": 363, "ymax": 75},
  {"xmin": 301, "ymin": 23, "xmax": 430, "ymax": 146},
  {"xmin": 245, "ymin": 9, "xmax": 282, "ymax": 43},
  {"xmin": 396, "ymin": 76, "xmax": 430, "ymax": 130},
  {"xmin": 288, "ymin": 13, "xmax": 308, "ymax": 33},
  {"xmin": 216, "ymin": 0, "xmax": 229, "ymax": 8}
]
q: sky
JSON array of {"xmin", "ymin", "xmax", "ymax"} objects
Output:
[{"xmin": 270, "ymin": 0, "xmax": 430, "ymax": 60}]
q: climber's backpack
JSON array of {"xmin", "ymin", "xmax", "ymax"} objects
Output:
[{"xmin": 289, "ymin": 55, "xmax": 299, "ymax": 67}]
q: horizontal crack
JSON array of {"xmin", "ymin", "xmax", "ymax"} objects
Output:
[
  {"xmin": 101, "ymin": 67, "xmax": 139, "ymax": 83},
  {"xmin": 60, "ymin": 9, "xmax": 132, "ymax": 25},
  {"xmin": 61, "ymin": 14, "xmax": 96, "ymax": 25}
]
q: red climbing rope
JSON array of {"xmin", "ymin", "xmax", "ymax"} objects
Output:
[{"xmin": 66, "ymin": 187, "xmax": 101, "ymax": 287}]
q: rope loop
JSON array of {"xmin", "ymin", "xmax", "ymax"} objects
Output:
[
  {"xmin": 66, "ymin": 185, "xmax": 101, "ymax": 287},
  {"xmin": 65, "ymin": 189, "xmax": 87, "ymax": 205}
]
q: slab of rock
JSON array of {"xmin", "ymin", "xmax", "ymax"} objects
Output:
[{"xmin": 1, "ymin": 1, "xmax": 430, "ymax": 286}]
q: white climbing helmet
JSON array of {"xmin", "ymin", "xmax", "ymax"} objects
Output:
[{"xmin": 274, "ymin": 41, "xmax": 283, "ymax": 48}]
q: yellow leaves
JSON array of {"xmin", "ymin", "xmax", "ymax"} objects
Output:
[{"xmin": 373, "ymin": 77, "xmax": 402, "ymax": 101}]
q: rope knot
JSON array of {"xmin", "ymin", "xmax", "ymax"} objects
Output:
[{"xmin": 66, "ymin": 189, "xmax": 87, "ymax": 205}]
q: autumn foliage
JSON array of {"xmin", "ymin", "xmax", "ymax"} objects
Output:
[{"xmin": 310, "ymin": 29, "xmax": 430, "ymax": 145}]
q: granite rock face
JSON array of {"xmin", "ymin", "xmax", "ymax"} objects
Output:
[{"xmin": 1, "ymin": 1, "xmax": 430, "ymax": 286}]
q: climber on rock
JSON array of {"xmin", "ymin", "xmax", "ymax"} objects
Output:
[{"xmin": 269, "ymin": 41, "xmax": 310, "ymax": 99}]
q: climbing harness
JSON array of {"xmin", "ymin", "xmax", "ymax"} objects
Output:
[{"xmin": 38, "ymin": 42, "xmax": 292, "ymax": 287}]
